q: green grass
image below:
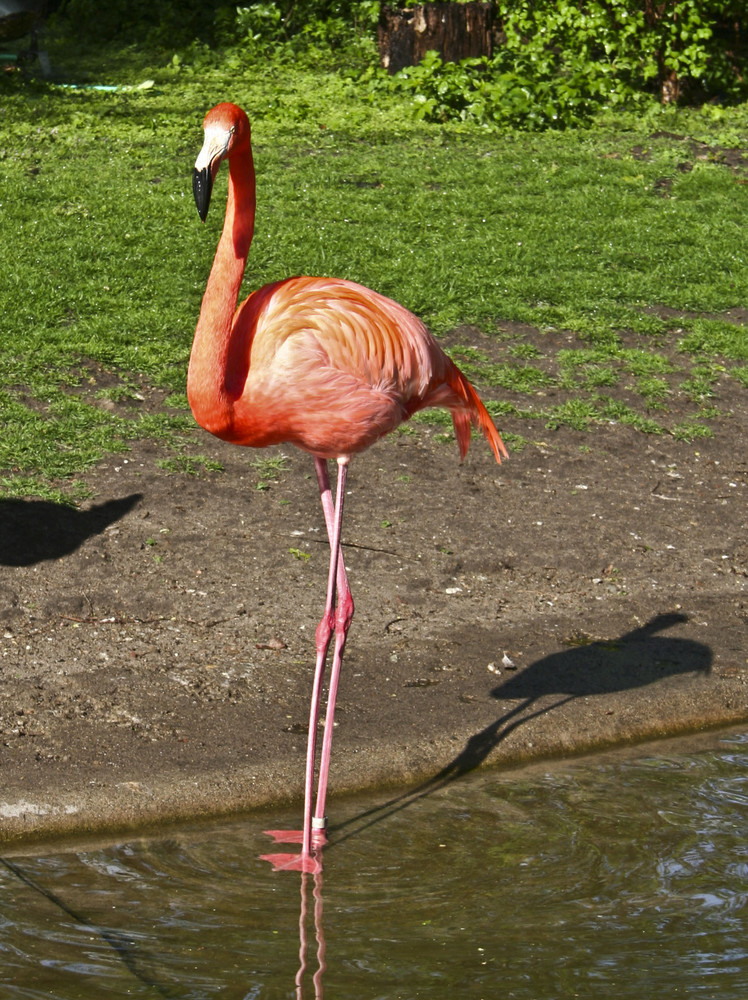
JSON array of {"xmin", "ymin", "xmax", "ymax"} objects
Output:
[
  {"xmin": 156, "ymin": 455, "xmax": 224, "ymax": 475},
  {"xmin": 251, "ymin": 454, "xmax": 291, "ymax": 490},
  {"xmin": 0, "ymin": 41, "xmax": 746, "ymax": 501},
  {"xmin": 678, "ymin": 321, "xmax": 748, "ymax": 359}
]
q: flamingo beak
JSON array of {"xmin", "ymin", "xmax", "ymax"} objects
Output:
[
  {"xmin": 193, "ymin": 165, "xmax": 212, "ymax": 222},
  {"xmin": 193, "ymin": 127, "xmax": 231, "ymax": 222}
]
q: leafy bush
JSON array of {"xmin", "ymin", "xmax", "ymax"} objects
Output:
[
  {"xmin": 51, "ymin": 0, "xmax": 228, "ymax": 47},
  {"xmin": 235, "ymin": 3, "xmax": 284, "ymax": 46},
  {"xmin": 50, "ymin": 0, "xmax": 746, "ymax": 128},
  {"xmin": 235, "ymin": 0, "xmax": 379, "ymax": 41},
  {"xmin": 232, "ymin": 0, "xmax": 379, "ymax": 61},
  {"xmin": 390, "ymin": 49, "xmax": 599, "ymax": 129},
  {"xmin": 390, "ymin": 0, "xmax": 747, "ymax": 129},
  {"xmin": 52, "ymin": 0, "xmax": 379, "ymax": 59}
]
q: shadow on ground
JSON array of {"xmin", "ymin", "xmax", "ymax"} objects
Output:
[
  {"xmin": 334, "ymin": 612, "xmax": 711, "ymax": 844},
  {"xmin": 0, "ymin": 494, "xmax": 142, "ymax": 567}
]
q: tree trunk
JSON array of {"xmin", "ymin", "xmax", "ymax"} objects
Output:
[{"xmin": 378, "ymin": 2, "xmax": 493, "ymax": 74}]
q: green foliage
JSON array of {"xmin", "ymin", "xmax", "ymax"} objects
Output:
[
  {"xmin": 635, "ymin": 375, "xmax": 670, "ymax": 407},
  {"xmin": 234, "ymin": 0, "xmax": 380, "ymax": 44},
  {"xmin": 235, "ymin": 3, "xmax": 284, "ymax": 46},
  {"xmin": 390, "ymin": 0, "xmax": 747, "ymax": 129},
  {"xmin": 52, "ymin": 0, "xmax": 380, "ymax": 69},
  {"xmin": 463, "ymin": 360, "xmax": 555, "ymax": 393},
  {"xmin": 49, "ymin": 0, "xmax": 745, "ymax": 128},
  {"xmin": 52, "ymin": 0, "xmax": 227, "ymax": 47},
  {"xmin": 390, "ymin": 48, "xmax": 598, "ymax": 129},
  {"xmin": 0, "ymin": 386, "xmax": 131, "ymax": 479}
]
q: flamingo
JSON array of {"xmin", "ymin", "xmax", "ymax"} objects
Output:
[{"xmin": 189, "ymin": 102, "xmax": 508, "ymax": 873}]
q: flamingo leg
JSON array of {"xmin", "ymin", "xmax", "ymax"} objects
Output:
[
  {"xmin": 298, "ymin": 464, "xmax": 342, "ymax": 860},
  {"xmin": 313, "ymin": 457, "xmax": 350, "ymax": 621},
  {"xmin": 311, "ymin": 458, "xmax": 354, "ymax": 832},
  {"xmin": 262, "ymin": 457, "xmax": 352, "ymax": 873}
]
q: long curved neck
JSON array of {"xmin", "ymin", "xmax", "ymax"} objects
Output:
[{"xmin": 187, "ymin": 145, "xmax": 256, "ymax": 434}]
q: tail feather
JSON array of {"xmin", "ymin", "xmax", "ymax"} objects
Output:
[{"xmin": 449, "ymin": 369, "xmax": 508, "ymax": 465}]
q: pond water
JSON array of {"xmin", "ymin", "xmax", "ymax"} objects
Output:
[{"xmin": 1, "ymin": 728, "xmax": 747, "ymax": 999}]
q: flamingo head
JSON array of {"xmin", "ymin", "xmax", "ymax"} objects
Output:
[{"xmin": 193, "ymin": 102, "xmax": 251, "ymax": 222}]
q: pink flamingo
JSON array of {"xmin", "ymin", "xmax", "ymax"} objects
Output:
[{"xmin": 189, "ymin": 102, "xmax": 507, "ymax": 873}]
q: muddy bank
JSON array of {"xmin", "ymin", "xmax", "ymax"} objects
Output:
[{"xmin": 1, "ymin": 375, "xmax": 746, "ymax": 845}]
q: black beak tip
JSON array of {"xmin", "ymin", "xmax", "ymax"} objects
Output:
[{"xmin": 193, "ymin": 166, "xmax": 212, "ymax": 223}]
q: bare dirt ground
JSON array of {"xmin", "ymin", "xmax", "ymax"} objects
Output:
[{"xmin": 1, "ymin": 326, "xmax": 746, "ymax": 846}]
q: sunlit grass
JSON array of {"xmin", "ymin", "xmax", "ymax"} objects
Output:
[
  {"xmin": 671, "ymin": 420, "xmax": 714, "ymax": 442},
  {"xmin": 678, "ymin": 321, "xmax": 748, "ymax": 359},
  {"xmin": 0, "ymin": 43, "xmax": 746, "ymax": 501},
  {"xmin": 635, "ymin": 375, "xmax": 670, "ymax": 407},
  {"xmin": 156, "ymin": 455, "xmax": 224, "ymax": 475},
  {"xmin": 251, "ymin": 454, "xmax": 291, "ymax": 490}
]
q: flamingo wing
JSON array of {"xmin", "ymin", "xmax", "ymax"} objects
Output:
[{"xmin": 225, "ymin": 276, "xmax": 506, "ymax": 462}]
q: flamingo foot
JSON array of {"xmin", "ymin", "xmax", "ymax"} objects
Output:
[{"xmin": 260, "ymin": 851, "xmax": 322, "ymax": 874}]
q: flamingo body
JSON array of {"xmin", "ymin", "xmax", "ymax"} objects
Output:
[
  {"xmin": 190, "ymin": 272, "xmax": 505, "ymax": 461},
  {"xmin": 188, "ymin": 102, "xmax": 507, "ymax": 872}
]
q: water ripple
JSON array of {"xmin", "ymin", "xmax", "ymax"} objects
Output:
[{"xmin": 0, "ymin": 727, "xmax": 747, "ymax": 998}]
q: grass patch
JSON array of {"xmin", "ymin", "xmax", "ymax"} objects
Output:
[
  {"xmin": 680, "ymin": 364, "xmax": 725, "ymax": 402},
  {"xmin": 597, "ymin": 398, "xmax": 664, "ymax": 435},
  {"xmin": 583, "ymin": 365, "xmax": 619, "ymax": 389},
  {"xmin": 411, "ymin": 410, "xmax": 452, "ymax": 428},
  {"xmin": 546, "ymin": 400, "xmax": 600, "ymax": 432},
  {"xmin": 635, "ymin": 375, "xmax": 670, "ymax": 408},
  {"xmin": 156, "ymin": 455, "xmax": 224, "ymax": 475},
  {"xmin": 251, "ymin": 454, "xmax": 291, "ymax": 489},
  {"xmin": 671, "ymin": 420, "xmax": 715, "ymax": 442},
  {"xmin": 508, "ymin": 344, "xmax": 542, "ymax": 360},
  {"xmin": 0, "ymin": 389, "xmax": 132, "ymax": 479},
  {"xmin": 0, "ymin": 475, "xmax": 91, "ymax": 506},
  {"xmin": 0, "ymin": 42, "xmax": 746, "ymax": 501},
  {"xmin": 679, "ymin": 321, "xmax": 748, "ymax": 360},
  {"xmin": 454, "ymin": 358, "xmax": 556, "ymax": 393},
  {"xmin": 95, "ymin": 384, "xmax": 146, "ymax": 404}
]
